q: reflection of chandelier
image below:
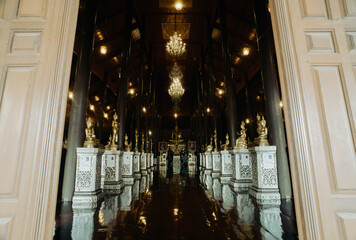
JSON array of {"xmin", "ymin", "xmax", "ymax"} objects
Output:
[
  {"xmin": 166, "ymin": 32, "xmax": 186, "ymax": 58},
  {"xmin": 168, "ymin": 77, "xmax": 185, "ymax": 103},
  {"xmin": 168, "ymin": 63, "xmax": 185, "ymax": 104}
]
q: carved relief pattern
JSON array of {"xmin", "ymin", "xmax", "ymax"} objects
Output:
[
  {"xmin": 122, "ymin": 164, "xmax": 131, "ymax": 175},
  {"xmin": 95, "ymin": 157, "xmax": 102, "ymax": 189},
  {"xmin": 262, "ymin": 169, "xmax": 278, "ymax": 187},
  {"xmin": 251, "ymin": 154, "xmax": 257, "ymax": 186},
  {"xmin": 224, "ymin": 163, "xmax": 233, "ymax": 174},
  {"xmin": 239, "ymin": 162, "xmax": 252, "ymax": 179},
  {"xmin": 76, "ymin": 171, "xmax": 91, "ymax": 189},
  {"xmin": 105, "ymin": 167, "xmax": 116, "ymax": 181}
]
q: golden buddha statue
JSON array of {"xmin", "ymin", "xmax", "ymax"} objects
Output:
[
  {"xmin": 108, "ymin": 113, "xmax": 119, "ymax": 150},
  {"xmin": 134, "ymin": 129, "xmax": 139, "ymax": 152},
  {"xmin": 235, "ymin": 121, "xmax": 247, "ymax": 149},
  {"xmin": 206, "ymin": 136, "xmax": 213, "ymax": 152},
  {"xmin": 213, "ymin": 129, "xmax": 218, "ymax": 152},
  {"xmin": 223, "ymin": 133, "xmax": 231, "ymax": 150},
  {"xmin": 84, "ymin": 117, "xmax": 98, "ymax": 148},
  {"xmin": 258, "ymin": 116, "xmax": 269, "ymax": 146}
]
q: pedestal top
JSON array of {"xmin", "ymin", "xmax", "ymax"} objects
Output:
[
  {"xmin": 249, "ymin": 145, "xmax": 276, "ymax": 152},
  {"xmin": 220, "ymin": 150, "xmax": 232, "ymax": 154},
  {"xmin": 232, "ymin": 149, "xmax": 250, "ymax": 154},
  {"xmin": 77, "ymin": 147, "xmax": 104, "ymax": 154},
  {"xmin": 103, "ymin": 149, "xmax": 123, "ymax": 155}
]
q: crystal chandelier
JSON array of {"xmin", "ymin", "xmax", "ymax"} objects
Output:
[
  {"xmin": 168, "ymin": 63, "xmax": 185, "ymax": 104},
  {"xmin": 166, "ymin": 32, "xmax": 186, "ymax": 58}
]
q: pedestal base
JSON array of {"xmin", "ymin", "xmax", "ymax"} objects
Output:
[
  {"xmin": 229, "ymin": 179, "xmax": 252, "ymax": 192},
  {"xmin": 103, "ymin": 180, "xmax": 123, "ymax": 193},
  {"xmin": 72, "ymin": 190, "xmax": 104, "ymax": 209},
  {"xmin": 122, "ymin": 176, "xmax": 134, "ymax": 185},
  {"xmin": 249, "ymin": 186, "xmax": 281, "ymax": 205}
]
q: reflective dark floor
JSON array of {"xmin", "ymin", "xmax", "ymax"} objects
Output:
[{"xmin": 54, "ymin": 166, "xmax": 298, "ymax": 239}]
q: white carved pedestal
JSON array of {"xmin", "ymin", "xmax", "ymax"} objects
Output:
[
  {"xmin": 249, "ymin": 146, "xmax": 281, "ymax": 204},
  {"xmin": 160, "ymin": 153, "xmax": 167, "ymax": 166},
  {"xmin": 229, "ymin": 149, "xmax": 252, "ymax": 192},
  {"xmin": 71, "ymin": 208, "xmax": 95, "ymax": 239},
  {"xmin": 212, "ymin": 152, "xmax": 221, "ymax": 179},
  {"xmin": 220, "ymin": 150, "xmax": 233, "ymax": 184},
  {"xmin": 204, "ymin": 152, "xmax": 213, "ymax": 189},
  {"xmin": 199, "ymin": 153, "xmax": 205, "ymax": 183},
  {"xmin": 133, "ymin": 152, "xmax": 141, "ymax": 179},
  {"xmin": 140, "ymin": 152, "xmax": 147, "ymax": 175},
  {"xmin": 102, "ymin": 150, "xmax": 123, "ymax": 193},
  {"xmin": 120, "ymin": 185, "xmax": 133, "ymax": 211},
  {"xmin": 150, "ymin": 153, "xmax": 154, "ymax": 171},
  {"xmin": 121, "ymin": 151, "xmax": 134, "ymax": 185},
  {"xmin": 188, "ymin": 153, "xmax": 196, "ymax": 165},
  {"xmin": 72, "ymin": 148, "xmax": 104, "ymax": 208}
]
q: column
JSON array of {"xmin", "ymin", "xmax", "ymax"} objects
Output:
[
  {"xmin": 219, "ymin": 0, "xmax": 238, "ymax": 147},
  {"xmin": 62, "ymin": 0, "xmax": 98, "ymax": 201},
  {"xmin": 253, "ymin": 0, "xmax": 292, "ymax": 199},
  {"xmin": 116, "ymin": 0, "xmax": 132, "ymax": 149}
]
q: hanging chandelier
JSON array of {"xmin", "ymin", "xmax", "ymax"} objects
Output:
[{"xmin": 166, "ymin": 32, "xmax": 186, "ymax": 58}]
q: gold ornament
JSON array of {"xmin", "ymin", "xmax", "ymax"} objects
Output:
[
  {"xmin": 83, "ymin": 117, "xmax": 98, "ymax": 148},
  {"xmin": 235, "ymin": 121, "xmax": 247, "ymax": 149}
]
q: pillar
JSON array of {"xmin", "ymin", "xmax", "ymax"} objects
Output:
[
  {"xmin": 117, "ymin": 0, "xmax": 133, "ymax": 149},
  {"xmin": 219, "ymin": 0, "xmax": 238, "ymax": 147},
  {"xmin": 61, "ymin": 0, "xmax": 98, "ymax": 201},
  {"xmin": 253, "ymin": 0, "xmax": 292, "ymax": 199}
]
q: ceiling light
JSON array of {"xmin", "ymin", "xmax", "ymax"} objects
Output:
[
  {"xmin": 234, "ymin": 56, "xmax": 241, "ymax": 64},
  {"xmin": 106, "ymin": 105, "xmax": 111, "ymax": 110},
  {"xmin": 94, "ymin": 96, "xmax": 100, "ymax": 101},
  {"xmin": 218, "ymin": 89, "xmax": 224, "ymax": 95},
  {"xmin": 100, "ymin": 45, "xmax": 107, "ymax": 55},
  {"xmin": 129, "ymin": 88, "xmax": 135, "ymax": 95},
  {"xmin": 246, "ymin": 118, "xmax": 250, "ymax": 124},
  {"xmin": 68, "ymin": 91, "xmax": 73, "ymax": 99},
  {"xmin": 166, "ymin": 32, "xmax": 186, "ymax": 58},
  {"xmin": 174, "ymin": 113, "xmax": 178, "ymax": 118},
  {"xmin": 104, "ymin": 113, "xmax": 108, "ymax": 119},
  {"xmin": 149, "ymin": 130, "xmax": 152, "ymax": 135},
  {"xmin": 279, "ymin": 101, "xmax": 283, "ymax": 107},
  {"xmin": 242, "ymin": 47, "xmax": 250, "ymax": 56},
  {"xmin": 206, "ymin": 107, "xmax": 211, "ymax": 113},
  {"xmin": 90, "ymin": 104, "xmax": 95, "ymax": 111},
  {"xmin": 256, "ymin": 95, "xmax": 261, "ymax": 101},
  {"xmin": 175, "ymin": 2, "xmax": 183, "ymax": 10},
  {"xmin": 142, "ymin": 107, "xmax": 147, "ymax": 113},
  {"xmin": 168, "ymin": 63, "xmax": 185, "ymax": 104}
]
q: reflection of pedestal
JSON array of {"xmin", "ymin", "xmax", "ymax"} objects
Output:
[
  {"xmin": 140, "ymin": 153, "xmax": 147, "ymax": 175},
  {"xmin": 132, "ymin": 179, "xmax": 140, "ymax": 199},
  {"xmin": 173, "ymin": 156, "xmax": 180, "ymax": 173},
  {"xmin": 140, "ymin": 175, "xmax": 147, "ymax": 193},
  {"xmin": 133, "ymin": 152, "xmax": 141, "ymax": 179},
  {"xmin": 220, "ymin": 150, "xmax": 233, "ymax": 183},
  {"xmin": 222, "ymin": 184, "xmax": 234, "ymax": 211},
  {"xmin": 120, "ymin": 185, "xmax": 133, "ymax": 211},
  {"xmin": 73, "ymin": 148, "xmax": 103, "ymax": 208},
  {"xmin": 147, "ymin": 153, "xmax": 151, "ymax": 174},
  {"xmin": 188, "ymin": 153, "xmax": 196, "ymax": 165},
  {"xmin": 200, "ymin": 153, "xmax": 205, "ymax": 183},
  {"xmin": 229, "ymin": 149, "xmax": 252, "ymax": 192},
  {"xmin": 249, "ymin": 146, "xmax": 281, "ymax": 205},
  {"xmin": 212, "ymin": 178, "xmax": 222, "ymax": 201},
  {"xmin": 212, "ymin": 152, "xmax": 221, "ymax": 179},
  {"xmin": 122, "ymin": 151, "xmax": 134, "ymax": 185},
  {"xmin": 159, "ymin": 165, "xmax": 167, "ymax": 178},
  {"xmin": 160, "ymin": 153, "xmax": 167, "ymax": 166},
  {"xmin": 204, "ymin": 152, "xmax": 212, "ymax": 189},
  {"xmin": 235, "ymin": 194, "xmax": 254, "ymax": 224},
  {"xmin": 72, "ymin": 208, "xmax": 95, "ymax": 239},
  {"xmin": 103, "ymin": 150, "xmax": 123, "ymax": 193},
  {"xmin": 258, "ymin": 205, "xmax": 283, "ymax": 239},
  {"xmin": 99, "ymin": 195, "xmax": 120, "ymax": 226},
  {"xmin": 188, "ymin": 164, "xmax": 196, "ymax": 177}
]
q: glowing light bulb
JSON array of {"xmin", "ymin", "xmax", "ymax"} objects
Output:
[
  {"xmin": 279, "ymin": 101, "xmax": 283, "ymax": 107},
  {"xmin": 142, "ymin": 107, "xmax": 147, "ymax": 113},
  {"xmin": 104, "ymin": 113, "xmax": 108, "ymax": 119},
  {"xmin": 68, "ymin": 91, "xmax": 73, "ymax": 99},
  {"xmin": 174, "ymin": 113, "xmax": 178, "ymax": 118},
  {"xmin": 90, "ymin": 104, "xmax": 95, "ymax": 111},
  {"xmin": 207, "ymin": 107, "xmax": 211, "ymax": 113},
  {"xmin": 175, "ymin": 2, "xmax": 183, "ymax": 10},
  {"xmin": 100, "ymin": 45, "xmax": 107, "ymax": 55},
  {"xmin": 242, "ymin": 47, "xmax": 250, "ymax": 56},
  {"xmin": 246, "ymin": 118, "xmax": 250, "ymax": 124}
]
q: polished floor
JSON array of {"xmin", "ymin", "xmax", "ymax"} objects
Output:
[{"xmin": 53, "ymin": 166, "xmax": 298, "ymax": 239}]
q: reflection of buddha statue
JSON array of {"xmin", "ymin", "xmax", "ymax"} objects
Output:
[
  {"xmin": 206, "ymin": 136, "xmax": 213, "ymax": 152},
  {"xmin": 84, "ymin": 117, "xmax": 98, "ymax": 148},
  {"xmin": 235, "ymin": 121, "xmax": 247, "ymax": 149},
  {"xmin": 134, "ymin": 129, "xmax": 139, "ymax": 152},
  {"xmin": 259, "ymin": 116, "xmax": 269, "ymax": 146},
  {"xmin": 213, "ymin": 129, "xmax": 218, "ymax": 152},
  {"xmin": 124, "ymin": 134, "xmax": 132, "ymax": 151},
  {"xmin": 223, "ymin": 133, "xmax": 231, "ymax": 150},
  {"xmin": 254, "ymin": 113, "xmax": 262, "ymax": 145}
]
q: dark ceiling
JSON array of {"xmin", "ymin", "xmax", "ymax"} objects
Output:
[{"xmin": 69, "ymin": 0, "xmax": 264, "ymax": 140}]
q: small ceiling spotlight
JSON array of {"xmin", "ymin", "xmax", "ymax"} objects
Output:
[
  {"xmin": 106, "ymin": 105, "xmax": 111, "ymax": 110},
  {"xmin": 245, "ymin": 118, "xmax": 250, "ymax": 124},
  {"xmin": 206, "ymin": 107, "xmax": 211, "ymax": 113},
  {"xmin": 104, "ymin": 113, "xmax": 108, "ymax": 119},
  {"xmin": 142, "ymin": 107, "xmax": 147, "ymax": 113},
  {"xmin": 90, "ymin": 104, "xmax": 95, "ymax": 111},
  {"xmin": 94, "ymin": 96, "xmax": 100, "ymax": 101},
  {"xmin": 175, "ymin": 1, "xmax": 183, "ymax": 10},
  {"xmin": 100, "ymin": 45, "xmax": 107, "ymax": 55},
  {"xmin": 218, "ymin": 89, "xmax": 224, "ymax": 95},
  {"xmin": 242, "ymin": 47, "xmax": 250, "ymax": 56},
  {"xmin": 174, "ymin": 113, "xmax": 178, "ymax": 118},
  {"xmin": 128, "ymin": 88, "xmax": 135, "ymax": 95},
  {"xmin": 149, "ymin": 130, "xmax": 152, "ymax": 135},
  {"xmin": 279, "ymin": 101, "xmax": 283, "ymax": 108},
  {"xmin": 68, "ymin": 91, "xmax": 73, "ymax": 100}
]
